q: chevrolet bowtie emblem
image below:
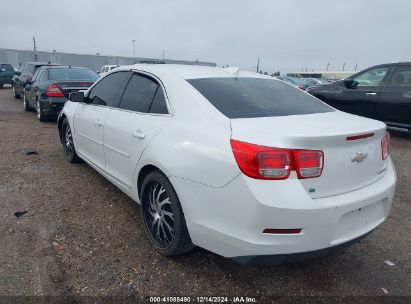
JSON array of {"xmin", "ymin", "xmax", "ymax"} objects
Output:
[{"xmin": 351, "ymin": 152, "xmax": 368, "ymax": 163}]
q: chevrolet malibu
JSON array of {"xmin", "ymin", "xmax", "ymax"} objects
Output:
[{"xmin": 57, "ymin": 64, "xmax": 396, "ymax": 264}]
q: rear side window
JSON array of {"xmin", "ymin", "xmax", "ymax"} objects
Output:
[
  {"xmin": 49, "ymin": 68, "xmax": 98, "ymax": 81},
  {"xmin": 119, "ymin": 73, "xmax": 168, "ymax": 114},
  {"xmin": 389, "ymin": 66, "xmax": 411, "ymax": 86},
  {"xmin": 88, "ymin": 72, "xmax": 130, "ymax": 107},
  {"xmin": 187, "ymin": 77, "xmax": 333, "ymax": 119}
]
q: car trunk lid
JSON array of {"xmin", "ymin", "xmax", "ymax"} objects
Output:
[
  {"xmin": 230, "ymin": 111, "xmax": 388, "ymax": 198},
  {"xmin": 56, "ymin": 81, "xmax": 94, "ymax": 98}
]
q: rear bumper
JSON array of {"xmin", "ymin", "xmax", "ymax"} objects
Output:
[
  {"xmin": 41, "ymin": 97, "xmax": 68, "ymax": 116},
  {"xmin": 231, "ymin": 231, "xmax": 370, "ymax": 265},
  {"xmin": 170, "ymin": 157, "xmax": 396, "ymax": 260}
]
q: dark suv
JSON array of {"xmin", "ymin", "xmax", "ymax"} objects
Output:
[
  {"xmin": 12, "ymin": 62, "xmax": 60, "ymax": 99},
  {"xmin": 0, "ymin": 63, "xmax": 15, "ymax": 88},
  {"xmin": 307, "ymin": 62, "xmax": 411, "ymax": 131}
]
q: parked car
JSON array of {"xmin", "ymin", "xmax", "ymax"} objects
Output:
[
  {"xmin": 12, "ymin": 62, "xmax": 60, "ymax": 99},
  {"xmin": 57, "ymin": 64, "xmax": 396, "ymax": 264},
  {"xmin": 307, "ymin": 62, "xmax": 411, "ymax": 131},
  {"xmin": 98, "ymin": 65, "xmax": 120, "ymax": 77},
  {"xmin": 276, "ymin": 76, "xmax": 310, "ymax": 90},
  {"xmin": 0, "ymin": 63, "xmax": 15, "ymax": 88},
  {"xmin": 24, "ymin": 66, "xmax": 98, "ymax": 121},
  {"xmin": 303, "ymin": 77, "xmax": 332, "ymax": 86}
]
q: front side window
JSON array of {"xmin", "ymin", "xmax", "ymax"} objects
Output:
[
  {"xmin": 389, "ymin": 66, "xmax": 411, "ymax": 86},
  {"xmin": 187, "ymin": 77, "xmax": 333, "ymax": 119},
  {"xmin": 88, "ymin": 72, "xmax": 130, "ymax": 107},
  {"xmin": 353, "ymin": 67, "xmax": 389, "ymax": 86},
  {"xmin": 119, "ymin": 74, "xmax": 161, "ymax": 113}
]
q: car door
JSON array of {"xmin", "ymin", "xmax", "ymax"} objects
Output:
[
  {"xmin": 73, "ymin": 71, "xmax": 130, "ymax": 170},
  {"xmin": 376, "ymin": 65, "xmax": 411, "ymax": 127},
  {"xmin": 103, "ymin": 72, "xmax": 172, "ymax": 189},
  {"xmin": 24, "ymin": 69, "xmax": 42, "ymax": 106},
  {"xmin": 331, "ymin": 66, "xmax": 390, "ymax": 119}
]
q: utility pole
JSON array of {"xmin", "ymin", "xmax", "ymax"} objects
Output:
[
  {"xmin": 343, "ymin": 62, "xmax": 346, "ymax": 71},
  {"xmin": 256, "ymin": 57, "xmax": 260, "ymax": 73},
  {"xmin": 132, "ymin": 39, "xmax": 136, "ymax": 59},
  {"xmin": 162, "ymin": 49, "xmax": 165, "ymax": 61},
  {"xmin": 327, "ymin": 62, "xmax": 330, "ymax": 71},
  {"xmin": 33, "ymin": 37, "xmax": 38, "ymax": 62},
  {"xmin": 354, "ymin": 63, "xmax": 358, "ymax": 71}
]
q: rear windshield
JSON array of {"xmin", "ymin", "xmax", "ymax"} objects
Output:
[
  {"xmin": 1, "ymin": 64, "xmax": 14, "ymax": 71},
  {"xmin": 49, "ymin": 68, "xmax": 98, "ymax": 81},
  {"xmin": 187, "ymin": 77, "xmax": 333, "ymax": 118}
]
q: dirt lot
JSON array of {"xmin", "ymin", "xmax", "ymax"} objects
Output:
[{"xmin": 0, "ymin": 86, "xmax": 410, "ymax": 302}]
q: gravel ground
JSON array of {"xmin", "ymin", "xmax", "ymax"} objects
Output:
[{"xmin": 0, "ymin": 86, "xmax": 410, "ymax": 302}]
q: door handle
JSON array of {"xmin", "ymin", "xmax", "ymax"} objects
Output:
[
  {"xmin": 132, "ymin": 130, "xmax": 145, "ymax": 139},
  {"xmin": 94, "ymin": 119, "xmax": 103, "ymax": 127},
  {"xmin": 366, "ymin": 92, "xmax": 377, "ymax": 96}
]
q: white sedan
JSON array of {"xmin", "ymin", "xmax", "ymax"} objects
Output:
[{"xmin": 57, "ymin": 64, "xmax": 396, "ymax": 264}]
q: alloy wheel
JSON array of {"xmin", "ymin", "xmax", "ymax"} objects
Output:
[
  {"xmin": 143, "ymin": 182, "xmax": 175, "ymax": 248},
  {"xmin": 64, "ymin": 125, "xmax": 73, "ymax": 157},
  {"xmin": 36, "ymin": 100, "xmax": 41, "ymax": 119}
]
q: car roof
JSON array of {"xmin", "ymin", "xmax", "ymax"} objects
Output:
[
  {"xmin": 40, "ymin": 65, "xmax": 90, "ymax": 70},
  {"xmin": 24, "ymin": 62, "xmax": 61, "ymax": 66},
  {"xmin": 115, "ymin": 64, "xmax": 267, "ymax": 80}
]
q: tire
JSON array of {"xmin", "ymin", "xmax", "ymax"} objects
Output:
[
  {"xmin": 23, "ymin": 91, "xmax": 32, "ymax": 111},
  {"xmin": 0, "ymin": 84, "xmax": 3, "ymax": 89},
  {"xmin": 62, "ymin": 118, "xmax": 82, "ymax": 163},
  {"xmin": 36, "ymin": 99, "xmax": 47, "ymax": 122},
  {"xmin": 13, "ymin": 84, "xmax": 21, "ymax": 99},
  {"xmin": 140, "ymin": 171, "xmax": 194, "ymax": 256}
]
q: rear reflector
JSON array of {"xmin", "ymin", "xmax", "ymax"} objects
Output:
[
  {"xmin": 263, "ymin": 228, "xmax": 302, "ymax": 234},
  {"xmin": 346, "ymin": 133, "xmax": 374, "ymax": 141},
  {"xmin": 381, "ymin": 132, "xmax": 390, "ymax": 160}
]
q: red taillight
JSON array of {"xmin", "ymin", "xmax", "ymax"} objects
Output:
[
  {"xmin": 297, "ymin": 86, "xmax": 305, "ymax": 90},
  {"xmin": 381, "ymin": 132, "xmax": 390, "ymax": 160},
  {"xmin": 46, "ymin": 83, "xmax": 65, "ymax": 97},
  {"xmin": 230, "ymin": 139, "xmax": 324, "ymax": 180},
  {"xmin": 294, "ymin": 150, "xmax": 324, "ymax": 179},
  {"xmin": 28, "ymin": 74, "xmax": 33, "ymax": 82}
]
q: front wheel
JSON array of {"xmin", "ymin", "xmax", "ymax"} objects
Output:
[
  {"xmin": 13, "ymin": 84, "xmax": 21, "ymax": 99},
  {"xmin": 62, "ymin": 118, "xmax": 82, "ymax": 163},
  {"xmin": 141, "ymin": 171, "xmax": 194, "ymax": 256}
]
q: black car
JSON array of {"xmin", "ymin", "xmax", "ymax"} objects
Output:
[
  {"xmin": 24, "ymin": 65, "xmax": 98, "ymax": 121},
  {"xmin": 0, "ymin": 63, "xmax": 15, "ymax": 88},
  {"xmin": 12, "ymin": 62, "xmax": 60, "ymax": 99},
  {"xmin": 307, "ymin": 62, "xmax": 411, "ymax": 131}
]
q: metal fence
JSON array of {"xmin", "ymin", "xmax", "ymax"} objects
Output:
[{"xmin": 0, "ymin": 48, "xmax": 216, "ymax": 72}]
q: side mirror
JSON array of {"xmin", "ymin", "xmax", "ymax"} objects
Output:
[
  {"xmin": 70, "ymin": 92, "xmax": 85, "ymax": 103},
  {"xmin": 343, "ymin": 79, "xmax": 358, "ymax": 89}
]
